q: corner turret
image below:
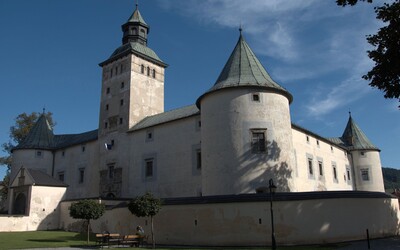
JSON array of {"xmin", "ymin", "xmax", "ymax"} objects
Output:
[
  {"xmin": 341, "ymin": 114, "xmax": 384, "ymax": 192},
  {"xmin": 198, "ymin": 31, "xmax": 295, "ymax": 195}
]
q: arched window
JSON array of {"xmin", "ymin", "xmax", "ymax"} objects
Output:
[
  {"xmin": 152, "ymin": 69, "xmax": 156, "ymax": 78},
  {"xmin": 131, "ymin": 28, "xmax": 137, "ymax": 35},
  {"xmin": 147, "ymin": 66, "xmax": 150, "ymax": 76}
]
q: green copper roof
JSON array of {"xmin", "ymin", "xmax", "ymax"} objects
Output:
[
  {"xmin": 130, "ymin": 105, "xmax": 200, "ymax": 132},
  {"xmin": 99, "ymin": 42, "xmax": 167, "ymax": 67},
  {"xmin": 127, "ymin": 4, "xmax": 148, "ymax": 26},
  {"xmin": 197, "ymin": 34, "xmax": 292, "ymax": 107},
  {"xmin": 14, "ymin": 114, "xmax": 55, "ymax": 150},
  {"xmin": 340, "ymin": 115, "xmax": 379, "ymax": 151},
  {"xmin": 13, "ymin": 115, "xmax": 98, "ymax": 152}
]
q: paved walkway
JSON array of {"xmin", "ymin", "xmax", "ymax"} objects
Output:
[
  {"xmin": 18, "ymin": 237, "xmax": 400, "ymax": 249},
  {"xmin": 336, "ymin": 236, "xmax": 400, "ymax": 249}
]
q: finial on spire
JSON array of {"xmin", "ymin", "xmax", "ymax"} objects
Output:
[
  {"xmin": 42, "ymin": 107, "xmax": 46, "ymax": 114},
  {"xmin": 136, "ymin": 0, "xmax": 139, "ymax": 10},
  {"xmin": 349, "ymin": 110, "xmax": 352, "ymax": 118},
  {"xmin": 239, "ymin": 23, "xmax": 243, "ymax": 35}
]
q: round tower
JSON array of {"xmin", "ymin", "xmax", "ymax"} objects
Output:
[
  {"xmin": 11, "ymin": 114, "xmax": 55, "ymax": 181},
  {"xmin": 196, "ymin": 33, "xmax": 295, "ymax": 195},
  {"xmin": 341, "ymin": 115, "xmax": 384, "ymax": 192}
]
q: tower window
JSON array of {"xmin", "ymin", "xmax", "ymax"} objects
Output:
[
  {"xmin": 196, "ymin": 150, "xmax": 202, "ymax": 170},
  {"xmin": 152, "ymin": 69, "xmax": 156, "ymax": 78},
  {"xmin": 147, "ymin": 66, "xmax": 150, "ymax": 76},
  {"xmin": 35, "ymin": 150, "xmax": 43, "ymax": 158},
  {"xmin": 141, "ymin": 65, "xmax": 144, "ymax": 74},
  {"xmin": 106, "ymin": 87, "xmax": 110, "ymax": 94},
  {"xmin": 145, "ymin": 159, "xmax": 154, "ymax": 177},
  {"xmin": 251, "ymin": 130, "xmax": 266, "ymax": 153},
  {"xmin": 121, "ymin": 82, "xmax": 124, "ymax": 89},
  {"xmin": 306, "ymin": 135, "xmax": 310, "ymax": 143},
  {"xmin": 104, "ymin": 122, "xmax": 108, "ymax": 129},
  {"xmin": 79, "ymin": 168, "xmax": 85, "ymax": 183},
  {"xmin": 119, "ymin": 117, "xmax": 123, "ymax": 125},
  {"xmin": 82, "ymin": 145, "xmax": 86, "ymax": 152},
  {"xmin": 106, "ymin": 104, "xmax": 109, "ymax": 111},
  {"xmin": 58, "ymin": 172, "xmax": 65, "ymax": 182},
  {"xmin": 120, "ymin": 99, "xmax": 124, "ymax": 106},
  {"xmin": 252, "ymin": 93, "xmax": 260, "ymax": 102},
  {"xmin": 361, "ymin": 169, "xmax": 369, "ymax": 181}
]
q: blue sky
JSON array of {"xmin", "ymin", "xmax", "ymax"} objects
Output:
[{"xmin": 0, "ymin": 0, "xmax": 398, "ymax": 180}]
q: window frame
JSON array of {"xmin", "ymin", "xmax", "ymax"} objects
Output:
[{"xmin": 251, "ymin": 129, "xmax": 267, "ymax": 154}]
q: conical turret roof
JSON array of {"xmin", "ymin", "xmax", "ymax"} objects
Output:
[
  {"xmin": 127, "ymin": 4, "xmax": 148, "ymax": 26},
  {"xmin": 13, "ymin": 114, "xmax": 54, "ymax": 150},
  {"xmin": 341, "ymin": 114, "xmax": 379, "ymax": 151},
  {"xmin": 196, "ymin": 33, "xmax": 292, "ymax": 107}
]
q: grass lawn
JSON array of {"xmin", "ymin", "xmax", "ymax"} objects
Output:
[{"xmin": 0, "ymin": 231, "xmax": 342, "ymax": 249}]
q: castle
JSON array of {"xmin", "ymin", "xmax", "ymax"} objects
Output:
[{"xmin": 4, "ymin": 5, "xmax": 396, "ymax": 246}]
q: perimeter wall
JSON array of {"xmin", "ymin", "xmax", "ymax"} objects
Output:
[{"xmin": 59, "ymin": 192, "xmax": 400, "ymax": 246}]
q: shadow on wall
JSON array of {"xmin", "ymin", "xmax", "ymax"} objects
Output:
[{"xmin": 236, "ymin": 139, "xmax": 292, "ymax": 193}]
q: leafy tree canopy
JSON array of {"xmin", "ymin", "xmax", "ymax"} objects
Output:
[
  {"xmin": 337, "ymin": 0, "xmax": 400, "ymax": 107},
  {"xmin": 69, "ymin": 199, "xmax": 105, "ymax": 221},
  {"xmin": 128, "ymin": 192, "xmax": 162, "ymax": 218}
]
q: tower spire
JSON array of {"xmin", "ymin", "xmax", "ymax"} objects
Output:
[{"xmin": 121, "ymin": 2, "xmax": 149, "ymax": 45}]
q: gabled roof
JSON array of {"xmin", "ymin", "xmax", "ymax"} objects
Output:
[
  {"xmin": 27, "ymin": 168, "xmax": 68, "ymax": 187},
  {"xmin": 197, "ymin": 33, "xmax": 292, "ymax": 107},
  {"xmin": 13, "ymin": 114, "xmax": 54, "ymax": 150},
  {"xmin": 99, "ymin": 42, "xmax": 167, "ymax": 67},
  {"xmin": 130, "ymin": 105, "xmax": 200, "ymax": 132},
  {"xmin": 339, "ymin": 115, "xmax": 379, "ymax": 151}
]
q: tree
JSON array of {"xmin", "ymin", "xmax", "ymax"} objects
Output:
[
  {"xmin": 337, "ymin": 0, "xmax": 400, "ymax": 108},
  {"xmin": 0, "ymin": 112, "xmax": 55, "ymax": 201},
  {"xmin": 69, "ymin": 199, "xmax": 105, "ymax": 245},
  {"xmin": 128, "ymin": 192, "xmax": 162, "ymax": 249}
]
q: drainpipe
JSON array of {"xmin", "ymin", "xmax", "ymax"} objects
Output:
[{"xmin": 51, "ymin": 151, "xmax": 55, "ymax": 177}]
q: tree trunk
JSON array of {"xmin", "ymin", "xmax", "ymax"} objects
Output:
[
  {"xmin": 151, "ymin": 216, "xmax": 155, "ymax": 249},
  {"xmin": 87, "ymin": 220, "xmax": 90, "ymax": 245}
]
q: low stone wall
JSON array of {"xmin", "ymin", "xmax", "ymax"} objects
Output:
[{"xmin": 59, "ymin": 191, "xmax": 400, "ymax": 246}]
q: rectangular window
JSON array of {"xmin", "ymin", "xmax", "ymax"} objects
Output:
[
  {"xmin": 121, "ymin": 82, "xmax": 124, "ymax": 89},
  {"xmin": 196, "ymin": 150, "xmax": 202, "ymax": 170},
  {"xmin": 119, "ymin": 117, "xmax": 123, "ymax": 125},
  {"xmin": 252, "ymin": 93, "xmax": 260, "ymax": 102},
  {"xmin": 106, "ymin": 87, "xmax": 110, "ymax": 94},
  {"xmin": 306, "ymin": 135, "xmax": 310, "ymax": 143},
  {"xmin": 361, "ymin": 169, "xmax": 369, "ymax": 181},
  {"xmin": 82, "ymin": 145, "xmax": 86, "ymax": 152},
  {"xmin": 152, "ymin": 69, "xmax": 156, "ymax": 78},
  {"xmin": 35, "ymin": 150, "xmax": 43, "ymax": 158},
  {"xmin": 251, "ymin": 130, "xmax": 266, "ymax": 153},
  {"xmin": 145, "ymin": 159, "xmax": 153, "ymax": 177},
  {"xmin": 318, "ymin": 161, "xmax": 323, "ymax": 176},
  {"xmin": 347, "ymin": 168, "xmax": 351, "ymax": 181},
  {"xmin": 120, "ymin": 99, "xmax": 124, "ymax": 106},
  {"xmin": 58, "ymin": 172, "xmax": 65, "ymax": 182},
  {"xmin": 308, "ymin": 158, "xmax": 313, "ymax": 175},
  {"xmin": 316, "ymin": 140, "xmax": 320, "ymax": 147},
  {"xmin": 106, "ymin": 104, "xmax": 109, "ymax": 111},
  {"xmin": 62, "ymin": 151, "xmax": 65, "ymax": 157},
  {"xmin": 333, "ymin": 164, "xmax": 338, "ymax": 181},
  {"xmin": 79, "ymin": 168, "xmax": 85, "ymax": 183},
  {"xmin": 108, "ymin": 165, "xmax": 115, "ymax": 179}
]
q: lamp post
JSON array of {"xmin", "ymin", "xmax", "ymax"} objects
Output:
[{"xmin": 269, "ymin": 178, "xmax": 277, "ymax": 250}]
